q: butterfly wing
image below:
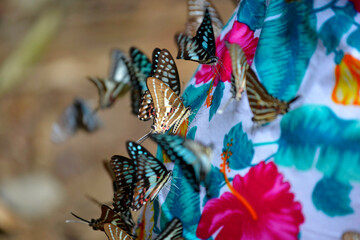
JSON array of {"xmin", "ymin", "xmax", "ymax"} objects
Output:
[
  {"xmin": 146, "ymin": 77, "xmax": 188, "ymax": 134},
  {"xmin": 246, "ymin": 68, "xmax": 287, "ymax": 124},
  {"xmin": 151, "ymin": 134, "xmax": 212, "ymax": 192},
  {"xmin": 154, "ymin": 218, "xmax": 184, "ymax": 240},
  {"xmin": 129, "ymin": 47, "xmax": 152, "ymax": 91},
  {"xmin": 226, "ymin": 42, "xmax": 249, "ymax": 101},
  {"xmin": 126, "ymin": 141, "xmax": 172, "ymax": 211},
  {"xmin": 110, "ymin": 155, "xmax": 136, "ymax": 213},
  {"xmin": 185, "ymin": 0, "xmax": 223, "ymax": 38},
  {"xmin": 151, "ymin": 48, "xmax": 162, "ymax": 76},
  {"xmin": 109, "ymin": 49, "xmax": 131, "ymax": 84},
  {"xmin": 104, "ymin": 223, "xmax": 134, "ymax": 240},
  {"xmin": 138, "ymin": 90, "xmax": 155, "ymax": 121}
]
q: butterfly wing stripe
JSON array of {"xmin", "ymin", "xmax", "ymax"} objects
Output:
[{"xmin": 154, "ymin": 218, "xmax": 183, "ymax": 240}]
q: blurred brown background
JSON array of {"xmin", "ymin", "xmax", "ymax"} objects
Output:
[{"xmin": 0, "ymin": 1, "xmax": 234, "ymax": 239}]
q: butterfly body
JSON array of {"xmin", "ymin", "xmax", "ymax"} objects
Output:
[
  {"xmin": 175, "ymin": 8, "xmax": 217, "ymax": 65},
  {"xmin": 246, "ymin": 68, "xmax": 299, "ymax": 124},
  {"xmin": 151, "ymin": 134, "xmax": 212, "ymax": 192}
]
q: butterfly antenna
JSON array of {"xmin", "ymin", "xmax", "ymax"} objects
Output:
[
  {"xmin": 66, "ymin": 212, "xmax": 91, "ymax": 225},
  {"xmin": 84, "ymin": 194, "xmax": 102, "ymax": 207},
  {"xmin": 217, "ymin": 97, "xmax": 234, "ymax": 114},
  {"xmin": 288, "ymin": 95, "xmax": 300, "ymax": 105},
  {"xmin": 136, "ymin": 130, "xmax": 153, "ymax": 144}
]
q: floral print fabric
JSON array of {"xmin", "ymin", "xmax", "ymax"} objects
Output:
[{"xmin": 138, "ymin": 1, "xmax": 360, "ymax": 239}]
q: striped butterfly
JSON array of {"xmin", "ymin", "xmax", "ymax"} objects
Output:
[
  {"xmin": 111, "ymin": 141, "xmax": 172, "ymax": 211},
  {"xmin": 138, "ymin": 49, "xmax": 181, "ymax": 122},
  {"xmin": 104, "ymin": 223, "xmax": 134, "ymax": 240},
  {"xmin": 88, "ymin": 49, "xmax": 133, "ymax": 111},
  {"xmin": 175, "ymin": 8, "xmax": 218, "ymax": 65},
  {"xmin": 217, "ymin": 42, "xmax": 249, "ymax": 114},
  {"xmin": 51, "ymin": 98, "xmax": 101, "ymax": 143},
  {"xmin": 67, "ymin": 204, "xmax": 133, "ymax": 236},
  {"xmin": 151, "ymin": 134, "xmax": 212, "ymax": 192},
  {"xmin": 246, "ymin": 68, "xmax": 299, "ymax": 124},
  {"xmin": 342, "ymin": 231, "xmax": 360, "ymax": 240},
  {"xmin": 137, "ymin": 77, "xmax": 191, "ymax": 143},
  {"xmin": 185, "ymin": 0, "xmax": 223, "ymax": 38},
  {"xmin": 154, "ymin": 218, "xmax": 184, "ymax": 240}
]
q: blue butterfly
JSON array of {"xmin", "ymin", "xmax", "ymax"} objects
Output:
[
  {"xmin": 175, "ymin": 8, "xmax": 218, "ymax": 65},
  {"xmin": 111, "ymin": 141, "xmax": 172, "ymax": 211},
  {"xmin": 150, "ymin": 134, "xmax": 212, "ymax": 192}
]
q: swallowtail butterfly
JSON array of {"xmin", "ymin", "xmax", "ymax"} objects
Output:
[
  {"xmin": 246, "ymin": 68, "xmax": 299, "ymax": 124},
  {"xmin": 104, "ymin": 223, "xmax": 134, "ymax": 240},
  {"xmin": 175, "ymin": 8, "xmax": 218, "ymax": 65}
]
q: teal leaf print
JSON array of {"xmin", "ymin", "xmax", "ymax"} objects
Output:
[
  {"xmin": 237, "ymin": 0, "xmax": 267, "ymax": 30},
  {"xmin": 347, "ymin": 29, "xmax": 360, "ymax": 53},
  {"xmin": 203, "ymin": 166, "xmax": 225, "ymax": 206},
  {"xmin": 160, "ymin": 164, "xmax": 201, "ymax": 240},
  {"xmin": 209, "ymin": 81, "xmax": 225, "ymax": 122},
  {"xmin": 255, "ymin": 0, "xmax": 317, "ymax": 101},
  {"xmin": 312, "ymin": 177, "xmax": 353, "ymax": 216},
  {"xmin": 182, "ymin": 82, "xmax": 211, "ymax": 124},
  {"xmin": 222, "ymin": 122, "xmax": 254, "ymax": 170},
  {"xmin": 187, "ymin": 126, "xmax": 197, "ymax": 140},
  {"xmin": 318, "ymin": 2, "xmax": 357, "ymax": 55}
]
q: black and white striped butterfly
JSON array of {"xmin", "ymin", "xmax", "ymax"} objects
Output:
[
  {"xmin": 104, "ymin": 223, "xmax": 134, "ymax": 240},
  {"xmin": 138, "ymin": 49, "xmax": 181, "ymax": 122},
  {"xmin": 151, "ymin": 134, "xmax": 212, "ymax": 192},
  {"xmin": 88, "ymin": 49, "xmax": 134, "ymax": 110},
  {"xmin": 175, "ymin": 8, "xmax": 218, "ymax": 65},
  {"xmin": 155, "ymin": 218, "xmax": 184, "ymax": 240},
  {"xmin": 246, "ymin": 68, "xmax": 299, "ymax": 125},
  {"xmin": 51, "ymin": 98, "xmax": 101, "ymax": 143},
  {"xmin": 185, "ymin": 0, "xmax": 223, "ymax": 38},
  {"xmin": 111, "ymin": 141, "xmax": 172, "ymax": 211},
  {"xmin": 218, "ymin": 42, "xmax": 249, "ymax": 114}
]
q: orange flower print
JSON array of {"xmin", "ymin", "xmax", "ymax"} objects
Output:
[{"xmin": 332, "ymin": 54, "xmax": 360, "ymax": 105}]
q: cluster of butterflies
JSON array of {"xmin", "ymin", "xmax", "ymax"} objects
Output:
[{"xmin": 57, "ymin": 0, "xmax": 301, "ymax": 239}]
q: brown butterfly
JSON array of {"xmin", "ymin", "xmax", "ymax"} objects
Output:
[
  {"xmin": 185, "ymin": 0, "xmax": 223, "ymax": 38},
  {"xmin": 137, "ymin": 77, "xmax": 191, "ymax": 143},
  {"xmin": 218, "ymin": 42, "xmax": 249, "ymax": 114},
  {"xmin": 67, "ymin": 204, "xmax": 133, "ymax": 236},
  {"xmin": 104, "ymin": 223, "xmax": 134, "ymax": 240},
  {"xmin": 246, "ymin": 68, "xmax": 299, "ymax": 124},
  {"xmin": 342, "ymin": 231, "xmax": 360, "ymax": 240},
  {"xmin": 138, "ymin": 49, "xmax": 181, "ymax": 122}
]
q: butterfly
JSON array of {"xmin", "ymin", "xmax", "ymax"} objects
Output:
[
  {"xmin": 138, "ymin": 49, "xmax": 181, "ymax": 122},
  {"xmin": 51, "ymin": 98, "xmax": 101, "ymax": 143},
  {"xmin": 68, "ymin": 204, "xmax": 134, "ymax": 236},
  {"xmin": 185, "ymin": 0, "xmax": 223, "ymax": 38},
  {"xmin": 154, "ymin": 218, "xmax": 184, "ymax": 240},
  {"xmin": 246, "ymin": 68, "xmax": 300, "ymax": 124},
  {"xmin": 104, "ymin": 223, "xmax": 134, "ymax": 240},
  {"xmin": 151, "ymin": 134, "xmax": 212, "ymax": 192},
  {"xmin": 111, "ymin": 141, "xmax": 172, "ymax": 211},
  {"xmin": 217, "ymin": 42, "xmax": 249, "ymax": 114},
  {"xmin": 175, "ymin": 8, "xmax": 218, "ymax": 65},
  {"xmin": 88, "ymin": 49, "xmax": 134, "ymax": 110},
  {"xmin": 137, "ymin": 77, "xmax": 191, "ymax": 143}
]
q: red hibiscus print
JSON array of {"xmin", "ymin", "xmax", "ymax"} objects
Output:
[
  {"xmin": 196, "ymin": 162, "xmax": 304, "ymax": 240},
  {"xmin": 195, "ymin": 21, "xmax": 258, "ymax": 87}
]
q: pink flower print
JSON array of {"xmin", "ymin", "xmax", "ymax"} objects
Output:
[
  {"xmin": 196, "ymin": 162, "xmax": 304, "ymax": 240},
  {"xmin": 195, "ymin": 21, "xmax": 259, "ymax": 87}
]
